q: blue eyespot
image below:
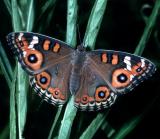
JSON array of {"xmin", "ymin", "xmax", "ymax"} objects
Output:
[
  {"xmin": 28, "ymin": 54, "xmax": 38, "ymax": 63},
  {"xmin": 40, "ymin": 76, "xmax": 47, "ymax": 84},
  {"xmin": 98, "ymin": 91, "xmax": 105, "ymax": 98},
  {"xmin": 117, "ymin": 73, "xmax": 128, "ymax": 83}
]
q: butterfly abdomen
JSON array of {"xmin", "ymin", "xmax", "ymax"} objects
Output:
[{"xmin": 69, "ymin": 52, "xmax": 86, "ymax": 95}]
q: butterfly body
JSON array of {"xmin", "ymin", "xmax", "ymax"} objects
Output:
[{"xmin": 7, "ymin": 32, "xmax": 156, "ymax": 111}]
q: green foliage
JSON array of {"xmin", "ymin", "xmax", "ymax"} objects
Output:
[{"xmin": 0, "ymin": 0, "xmax": 159, "ymax": 139}]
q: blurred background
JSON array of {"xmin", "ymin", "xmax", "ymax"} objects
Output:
[{"xmin": 0, "ymin": 0, "xmax": 160, "ymax": 139}]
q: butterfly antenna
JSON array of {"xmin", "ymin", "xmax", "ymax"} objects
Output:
[{"xmin": 77, "ymin": 24, "xmax": 83, "ymax": 46}]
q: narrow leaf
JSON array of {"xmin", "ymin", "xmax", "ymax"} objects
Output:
[
  {"xmin": 48, "ymin": 107, "xmax": 63, "ymax": 139},
  {"xmin": 2, "ymin": 0, "xmax": 11, "ymax": 15},
  {"xmin": 10, "ymin": 66, "xmax": 17, "ymax": 139},
  {"xmin": 134, "ymin": 0, "xmax": 160, "ymax": 55},
  {"xmin": 66, "ymin": 0, "xmax": 77, "ymax": 47},
  {"xmin": 83, "ymin": 0, "xmax": 108, "ymax": 50},
  {"xmin": 58, "ymin": 97, "xmax": 77, "ymax": 139},
  {"xmin": 0, "ymin": 41, "xmax": 13, "ymax": 82},
  {"xmin": 26, "ymin": 0, "xmax": 34, "ymax": 31},
  {"xmin": 11, "ymin": 0, "xmax": 22, "ymax": 31},
  {"xmin": 39, "ymin": 0, "xmax": 57, "ymax": 19},
  {"xmin": 80, "ymin": 111, "xmax": 109, "ymax": 139}
]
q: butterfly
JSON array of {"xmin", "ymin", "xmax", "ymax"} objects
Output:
[{"xmin": 7, "ymin": 32, "xmax": 156, "ymax": 111}]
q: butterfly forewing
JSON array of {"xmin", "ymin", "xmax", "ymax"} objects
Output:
[{"xmin": 7, "ymin": 32, "xmax": 74, "ymax": 106}]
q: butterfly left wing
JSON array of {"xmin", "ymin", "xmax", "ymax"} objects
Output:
[
  {"xmin": 74, "ymin": 50, "xmax": 156, "ymax": 111},
  {"xmin": 7, "ymin": 32, "xmax": 74, "ymax": 106}
]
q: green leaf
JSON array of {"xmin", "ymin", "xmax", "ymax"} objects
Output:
[
  {"xmin": 111, "ymin": 116, "xmax": 142, "ymax": 139},
  {"xmin": 0, "ymin": 41, "xmax": 13, "ymax": 85},
  {"xmin": 101, "ymin": 121, "xmax": 115, "ymax": 138},
  {"xmin": 134, "ymin": 0, "xmax": 160, "ymax": 55},
  {"xmin": 16, "ymin": 64, "xmax": 28, "ymax": 139},
  {"xmin": 57, "ymin": 0, "xmax": 78, "ymax": 138},
  {"xmin": 39, "ymin": 0, "xmax": 57, "ymax": 20},
  {"xmin": 48, "ymin": 107, "xmax": 63, "ymax": 139},
  {"xmin": 11, "ymin": 0, "xmax": 22, "ymax": 31},
  {"xmin": 80, "ymin": 111, "xmax": 109, "ymax": 139},
  {"xmin": 58, "ymin": 97, "xmax": 77, "ymax": 139},
  {"xmin": 2, "ymin": 0, "xmax": 11, "ymax": 15},
  {"xmin": 83, "ymin": 0, "xmax": 108, "ymax": 50},
  {"xmin": 10, "ymin": 66, "xmax": 17, "ymax": 139},
  {"xmin": 26, "ymin": 0, "xmax": 34, "ymax": 31},
  {"xmin": 66, "ymin": 0, "xmax": 78, "ymax": 47}
]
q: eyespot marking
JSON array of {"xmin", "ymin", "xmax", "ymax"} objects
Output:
[
  {"xmin": 48, "ymin": 87, "xmax": 65, "ymax": 100},
  {"xmin": 101, "ymin": 53, "xmax": 107, "ymax": 63},
  {"xmin": 131, "ymin": 62, "xmax": 146, "ymax": 75},
  {"xmin": 36, "ymin": 71, "xmax": 51, "ymax": 89},
  {"xmin": 53, "ymin": 43, "xmax": 60, "ymax": 53},
  {"xmin": 95, "ymin": 86, "xmax": 110, "ymax": 102},
  {"xmin": 112, "ymin": 69, "xmax": 131, "ymax": 88},
  {"xmin": 24, "ymin": 50, "xmax": 43, "ymax": 70},
  {"xmin": 43, "ymin": 40, "xmax": 50, "ymax": 50}
]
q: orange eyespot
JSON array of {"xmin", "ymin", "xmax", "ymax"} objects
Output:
[
  {"xmin": 53, "ymin": 43, "xmax": 60, "ymax": 53},
  {"xmin": 112, "ymin": 69, "xmax": 131, "ymax": 88},
  {"xmin": 48, "ymin": 87, "xmax": 65, "ymax": 100},
  {"xmin": 43, "ymin": 40, "xmax": 50, "ymax": 50},
  {"xmin": 24, "ymin": 50, "xmax": 43, "ymax": 70},
  {"xmin": 36, "ymin": 72, "xmax": 51, "ymax": 89},
  {"xmin": 131, "ymin": 62, "xmax": 146, "ymax": 75},
  {"xmin": 95, "ymin": 86, "xmax": 110, "ymax": 102}
]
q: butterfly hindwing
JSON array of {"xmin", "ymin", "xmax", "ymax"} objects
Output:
[
  {"xmin": 7, "ymin": 32, "xmax": 74, "ymax": 106},
  {"xmin": 74, "ymin": 50, "xmax": 156, "ymax": 111}
]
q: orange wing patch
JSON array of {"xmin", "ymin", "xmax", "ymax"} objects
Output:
[
  {"xmin": 112, "ymin": 54, "xmax": 118, "ymax": 65},
  {"xmin": 43, "ymin": 40, "xmax": 50, "ymax": 50},
  {"xmin": 101, "ymin": 53, "xmax": 108, "ymax": 63},
  {"xmin": 53, "ymin": 43, "xmax": 60, "ymax": 53}
]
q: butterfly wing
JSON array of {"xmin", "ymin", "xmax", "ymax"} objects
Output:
[
  {"xmin": 74, "ymin": 50, "xmax": 156, "ymax": 111},
  {"xmin": 7, "ymin": 32, "xmax": 74, "ymax": 106}
]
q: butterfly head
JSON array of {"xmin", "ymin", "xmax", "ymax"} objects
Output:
[{"xmin": 77, "ymin": 44, "xmax": 86, "ymax": 52}]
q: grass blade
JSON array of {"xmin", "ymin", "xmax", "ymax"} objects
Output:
[
  {"xmin": 111, "ymin": 115, "xmax": 142, "ymax": 139},
  {"xmin": 10, "ymin": 66, "xmax": 17, "ymax": 139},
  {"xmin": 26, "ymin": 0, "xmax": 34, "ymax": 31},
  {"xmin": 2, "ymin": 0, "xmax": 11, "ymax": 15},
  {"xmin": 83, "ymin": 0, "xmax": 108, "ymax": 50},
  {"xmin": 47, "ymin": 107, "xmax": 63, "ymax": 139},
  {"xmin": 11, "ymin": 0, "xmax": 22, "ymax": 31},
  {"xmin": 0, "ymin": 41, "xmax": 13, "ymax": 82},
  {"xmin": 0, "ymin": 56, "xmax": 12, "ymax": 89},
  {"xmin": 66, "ymin": 0, "xmax": 77, "ymax": 47},
  {"xmin": 0, "ymin": 123, "xmax": 9, "ymax": 139},
  {"xmin": 80, "ymin": 111, "xmax": 109, "ymax": 139},
  {"xmin": 134, "ymin": 0, "xmax": 160, "ymax": 55},
  {"xmin": 57, "ymin": 0, "xmax": 77, "ymax": 138},
  {"xmin": 101, "ymin": 121, "xmax": 115, "ymax": 138},
  {"xmin": 57, "ymin": 97, "xmax": 77, "ymax": 139},
  {"xmin": 16, "ymin": 64, "xmax": 28, "ymax": 139},
  {"xmin": 39, "ymin": 0, "xmax": 57, "ymax": 19}
]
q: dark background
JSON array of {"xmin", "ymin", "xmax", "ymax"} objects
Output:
[{"xmin": 0, "ymin": 0, "xmax": 160, "ymax": 139}]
